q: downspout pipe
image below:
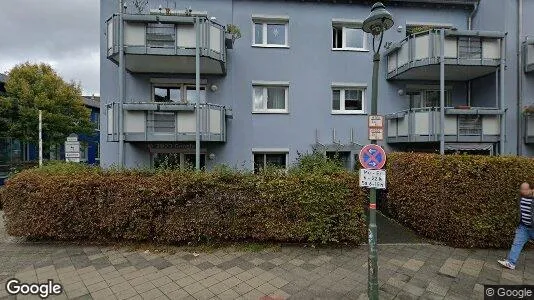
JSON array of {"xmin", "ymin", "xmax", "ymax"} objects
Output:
[
  {"xmin": 517, "ymin": 0, "xmax": 523, "ymax": 155},
  {"xmin": 467, "ymin": 2, "xmax": 478, "ymax": 114},
  {"xmin": 118, "ymin": 0, "xmax": 125, "ymax": 168},
  {"xmin": 501, "ymin": 35, "xmax": 506, "ymax": 155},
  {"xmin": 440, "ymin": 29, "xmax": 445, "ymax": 155}
]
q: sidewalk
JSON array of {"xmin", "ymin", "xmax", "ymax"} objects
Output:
[{"xmin": 1, "ymin": 211, "xmax": 533, "ymax": 299}]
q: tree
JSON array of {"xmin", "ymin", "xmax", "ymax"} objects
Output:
[{"xmin": 0, "ymin": 63, "xmax": 94, "ymax": 151}]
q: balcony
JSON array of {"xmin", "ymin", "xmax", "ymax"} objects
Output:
[
  {"xmin": 106, "ymin": 13, "xmax": 226, "ymax": 74},
  {"xmin": 385, "ymin": 29, "xmax": 504, "ymax": 81},
  {"xmin": 525, "ymin": 36, "xmax": 534, "ymax": 73},
  {"xmin": 107, "ymin": 102, "xmax": 231, "ymax": 142},
  {"xmin": 386, "ymin": 107, "xmax": 502, "ymax": 143}
]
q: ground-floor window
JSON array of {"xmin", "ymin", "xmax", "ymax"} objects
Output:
[
  {"xmin": 153, "ymin": 153, "xmax": 206, "ymax": 169},
  {"xmin": 253, "ymin": 152, "xmax": 287, "ymax": 173}
]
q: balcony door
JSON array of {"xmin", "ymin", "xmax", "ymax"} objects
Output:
[{"xmin": 153, "ymin": 84, "xmax": 205, "ymax": 104}]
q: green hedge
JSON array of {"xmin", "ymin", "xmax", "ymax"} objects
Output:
[
  {"xmin": 385, "ymin": 152, "xmax": 534, "ymax": 248},
  {"xmin": 0, "ymin": 162, "xmax": 367, "ymax": 245}
]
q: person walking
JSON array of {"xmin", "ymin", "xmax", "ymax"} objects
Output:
[{"xmin": 498, "ymin": 182, "xmax": 534, "ymax": 270}]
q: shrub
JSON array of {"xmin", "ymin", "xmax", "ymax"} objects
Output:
[
  {"xmin": 385, "ymin": 152, "xmax": 534, "ymax": 248},
  {"xmin": 0, "ymin": 160, "xmax": 366, "ymax": 245}
]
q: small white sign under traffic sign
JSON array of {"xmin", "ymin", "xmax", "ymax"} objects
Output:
[
  {"xmin": 368, "ymin": 115, "xmax": 384, "ymax": 128},
  {"xmin": 359, "ymin": 169, "xmax": 386, "ymax": 189},
  {"xmin": 368, "ymin": 128, "xmax": 384, "ymax": 141}
]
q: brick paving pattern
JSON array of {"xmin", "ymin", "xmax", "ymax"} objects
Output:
[{"xmin": 1, "ymin": 212, "xmax": 534, "ymax": 299}]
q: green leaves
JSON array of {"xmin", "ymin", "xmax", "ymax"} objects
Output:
[
  {"xmin": 0, "ymin": 161, "xmax": 367, "ymax": 245},
  {"xmin": 385, "ymin": 152, "xmax": 532, "ymax": 248},
  {"xmin": 0, "ymin": 62, "xmax": 94, "ymax": 148}
]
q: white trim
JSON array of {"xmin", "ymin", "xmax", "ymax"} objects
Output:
[
  {"xmin": 332, "ymin": 48, "xmax": 369, "ymax": 52},
  {"xmin": 252, "ymin": 80, "xmax": 290, "ymax": 86},
  {"xmin": 252, "ymin": 14, "xmax": 290, "ymax": 22},
  {"xmin": 332, "ymin": 23, "xmax": 367, "ymax": 51},
  {"xmin": 331, "ymin": 111, "xmax": 368, "ymax": 115},
  {"xmin": 252, "ymin": 21, "xmax": 289, "ymax": 47},
  {"xmin": 251, "ymin": 84, "xmax": 289, "ymax": 113},
  {"xmin": 252, "ymin": 148, "xmax": 290, "ymax": 153},
  {"xmin": 331, "ymin": 87, "xmax": 366, "ymax": 114},
  {"xmin": 332, "ymin": 18, "xmax": 363, "ymax": 26},
  {"xmin": 252, "ymin": 44, "xmax": 290, "ymax": 49},
  {"xmin": 331, "ymin": 82, "xmax": 368, "ymax": 88}
]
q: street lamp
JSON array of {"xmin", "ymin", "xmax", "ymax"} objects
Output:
[{"xmin": 362, "ymin": 2, "xmax": 393, "ymax": 300}]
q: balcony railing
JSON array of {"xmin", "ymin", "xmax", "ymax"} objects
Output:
[
  {"xmin": 385, "ymin": 29, "xmax": 504, "ymax": 81},
  {"xmin": 525, "ymin": 36, "xmax": 534, "ymax": 73},
  {"xmin": 106, "ymin": 13, "xmax": 227, "ymax": 74},
  {"xmin": 386, "ymin": 107, "xmax": 502, "ymax": 143},
  {"xmin": 107, "ymin": 102, "xmax": 231, "ymax": 142}
]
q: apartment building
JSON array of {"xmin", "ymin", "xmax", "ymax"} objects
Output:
[{"xmin": 100, "ymin": 0, "xmax": 534, "ymax": 170}]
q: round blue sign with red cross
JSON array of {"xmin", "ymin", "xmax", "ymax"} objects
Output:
[{"xmin": 359, "ymin": 144, "xmax": 386, "ymax": 170}]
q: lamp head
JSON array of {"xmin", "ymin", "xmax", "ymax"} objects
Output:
[{"xmin": 362, "ymin": 2, "xmax": 394, "ymax": 36}]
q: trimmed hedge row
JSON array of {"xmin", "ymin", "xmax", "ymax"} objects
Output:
[
  {"xmin": 385, "ymin": 152, "xmax": 534, "ymax": 248},
  {"xmin": 0, "ymin": 163, "xmax": 367, "ymax": 245}
]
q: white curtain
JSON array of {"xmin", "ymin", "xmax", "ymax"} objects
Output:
[
  {"xmin": 267, "ymin": 87, "xmax": 285, "ymax": 109},
  {"xmin": 253, "ymin": 87, "xmax": 264, "ymax": 110}
]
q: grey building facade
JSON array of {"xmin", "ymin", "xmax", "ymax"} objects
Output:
[{"xmin": 100, "ymin": 0, "xmax": 534, "ymax": 170}]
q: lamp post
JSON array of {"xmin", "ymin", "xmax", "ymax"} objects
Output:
[{"xmin": 362, "ymin": 3, "xmax": 393, "ymax": 299}]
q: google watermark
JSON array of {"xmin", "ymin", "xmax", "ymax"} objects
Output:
[
  {"xmin": 5, "ymin": 278, "xmax": 63, "ymax": 299},
  {"xmin": 485, "ymin": 285, "xmax": 534, "ymax": 299}
]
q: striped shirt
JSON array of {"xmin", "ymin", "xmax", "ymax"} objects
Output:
[{"xmin": 520, "ymin": 197, "xmax": 533, "ymax": 226}]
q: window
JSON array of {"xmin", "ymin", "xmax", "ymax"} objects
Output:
[
  {"xmin": 95, "ymin": 143, "xmax": 100, "ymax": 162},
  {"xmin": 253, "ymin": 152, "xmax": 287, "ymax": 173},
  {"xmin": 153, "ymin": 85, "xmax": 205, "ymax": 103},
  {"xmin": 94, "ymin": 112, "xmax": 100, "ymax": 130},
  {"xmin": 80, "ymin": 145, "xmax": 88, "ymax": 162},
  {"xmin": 332, "ymin": 23, "xmax": 367, "ymax": 50},
  {"xmin": 147, "ymin": 23, "xmax": 175, "ymax": 48},
  {"xmin": 253, "ymin": 21, "xmax": 288, "ymax": 47},
  {"xmin": 409, "ymin": 90, "xmax": 452, "ymax": 108},
  {"xmin": 252, "ymin": 85, "xmax": 288, "ymax": 113},
  {"xmin": 332, "ymin": 88, "xmax": 365, "ymax": 114},
  {"xmin": 153, "ymin": 153, "xmax": 206, "ymax": 169},
  {"xmin": 154, "ymin": 87, "xmax": 181, "ymax": 102}
]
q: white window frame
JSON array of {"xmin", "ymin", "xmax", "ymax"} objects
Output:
[
  {"xmin": 252, "ymin": 82, "xmax": 289, "ymax": 114},
  {"xmin": 332, "ymin": 20, "xmax": 368, "ymax": 52},
  {"xmin": 251, "ymin": 148, "xmax": 289, "ymax": 173},
  {"xmin": 252, "ymin": 16, "xmax": 289, "ymax": 48},
  {"xmin": 331, "ymin": 84, "xmax": 366, "ymax": 115}
]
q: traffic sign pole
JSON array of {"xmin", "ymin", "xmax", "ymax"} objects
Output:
[{"xmin": 368, "ymin": 51, "xmax": 380, "ymax": 300}]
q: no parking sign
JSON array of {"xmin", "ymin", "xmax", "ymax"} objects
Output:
[{"xmin": 359, "ymin": 144, "xmax": 386, "ymax": 189}]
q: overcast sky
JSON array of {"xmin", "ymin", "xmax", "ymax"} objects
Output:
[{"xmin": 0, "ymin": 0, "xmax": 100, "ymax": 96}]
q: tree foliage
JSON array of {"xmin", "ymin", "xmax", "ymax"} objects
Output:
[{"xmin": 0, "ymin": 63, "xmax": 94, "ymax": 148}]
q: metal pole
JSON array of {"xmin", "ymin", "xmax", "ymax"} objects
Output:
[
  {"xmin": 368, "ymin": 50, "xmax": 380, "ymax": 300},
  {"xmin": 38, "ymin": 110, "xmax": 43, "ymax": 167},
  {"xmin": 118, "ymin": 0, "xmax": 125, "ymax": 168},
  {"xmin": 517, "ymin": 0, "xmax": 523, "ymax": 156},
  {"xmin": 195, "ymin": 17, "xmax": 201, "ymax": 170},
  {"xmin": 439, "ymin": 29, "xmax": 445, "ymax": 155},
  {"xmin": 500, "ymin": 35, "xmax": 506, "ymax": 155}
]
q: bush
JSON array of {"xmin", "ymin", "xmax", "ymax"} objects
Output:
[
  {"xmin": 385, "ymin": 152, "xmax": 534, "ymax": 248},
  {"xmin": 0, "ymin": 160, "xmax": 367, "ymax": 245}
]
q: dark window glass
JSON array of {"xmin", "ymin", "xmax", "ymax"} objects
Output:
[
  {"xmin": 332, "ymin": 26, "xmax": 342, "ymax": 48},
  {"xmin": 253, "ymin": 153, "xmax": 287, "ymax": 173},
  {"xmin": 184, "ymin": 154, "xmax": 206, "ymax": 169}
]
